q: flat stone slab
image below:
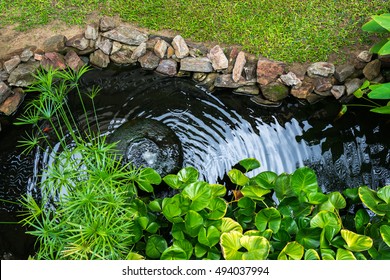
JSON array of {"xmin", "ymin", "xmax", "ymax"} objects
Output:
[
  {"xmin": 180, "ymin": 57, "xmax": 213, "ymax": 72},
  {"xmin": 101, "ymin": 26, "xmax": 148, "ymax": 46}
]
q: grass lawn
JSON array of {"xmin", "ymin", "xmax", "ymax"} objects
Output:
[{"xmin": 0, "ymin": 0, "xmax": 388, "ymax": 62}]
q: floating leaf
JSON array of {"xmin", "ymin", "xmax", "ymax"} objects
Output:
[
  {"xmin": 304, "ymin": 249, "xmax": 320, "ymax": 260},
  {"xmin": 228, "ymin": 169, "xmax": 249, "ymax": 186},
  {"xmin": 148, "ymin": 199, "xmax": 162, "ymax": 212},
  {"xmin": 336, "ymin": 248, "xmax": 356, "ymax": 260},
  {"xmin": 194, "ymin": 243, "xmax": 207, "ymax": 258},
  {"xmin": 239, "ymin": 158, "xmax": 260, "ymax": 172},
  {"xmin": 250, "ymin": 171, "xmax": 278, "ymax": 189},
  {"xmin": 161, "ymin": 246, "xmax": 187, "ymax": 260},
  {"xmin": 280, "ymin": 217, "xmax": 299, "ymax": 235},
  {"xmin": 220, "ymin": 231, "xmax": 243, "ymax": 260},
  {"xmin": 162, "ymin": 196, "xmax": 182, "ymax": 222},
  {"xmin": 146, "ymin": 235, "xmax": 167, "ymax": 259},
  {"xmin": 343, "ymin": 188, "xmax": 360, "ymax": 202},
  {"xmin": 145, "ymin": 222, "xmax": 160, "ymax": 234},
  {"xmin": 182, "ymin": 181, "xmax": 212, "ymax": 211},
  {"xmin": 255, "ymin": 208, "xmax": 281, "ymax": 233},
  {"xmin": 380, "ymin": 225, "xmax": 390, "ymax": 247},
  {"xmin": 136, "ymin": 167, "xmax": 161, "ymax": 192},
  {"xmin": 171, "ymin": 223, "xmax": 185, "ymax": 240},
  {"xmin": 310, "ymin": 211, "xmax": 341, "ymax": 230},
  {"xmin": 221, "ymin": 218, "xmax": 243, "ymax": 234},
  {"xmin": 307, "ymin": 192, "xmax": 328, "ymax": 205},
  {"xmin": 341, "ymin": 229, "xmax": 373, "ymax": 252},
  {"xmin": 278, "ymin": 241, "xmax": 304, "ymax": 260}
]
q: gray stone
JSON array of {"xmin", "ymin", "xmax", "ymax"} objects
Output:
[
  {"xmin": 156, "ymin": 59, "xmax": 178, "ymax": 76},
  {"xmin": 99, "ymin": 17, "xmax": 117, "ymax": 32},
  {"xmin": 334, "ymin": 64, "xmax": 355, "ymax": 82},
  {"xmin": 0, "ymin": 88, "xmax": 25, "ymax": 116},
  {"xmin": 214, "ymin": 74, "xmax": 253, "ymax": 88},
  {"xmin": 233, "ymin": 85, "xmax": 259, "ymax": 95},
  {"xmin": 280, "ymin": 72, "xmax": 302, "ymax": 87},
  {"xmin": 20, "ymin": 48, "xmax": 34, "ymax": 62},
  {"xmin": 4, "ymin": 56, "xmax": 21, "ymax": 73},
  {"xmin": 243, "ymin": 62, "xmax": 257, "ymax": 80},
  {"xmin": 41, "ymin": 52, "xmax": 66, "ymax": 70},
  {"xmin": 306, "ymin": 93, "xmax": 326, "ymax": 104},
  {"xmin": 154, "ymin": 39, "xmax": 169, "ymax": 59},
  {"xmin": 0, "ymin": 70, "xmax": 9, "ymax": 81},
  {"xmin": 172, "ymin": 35, "xmax": 189, "ymax": 59},
  {"xmin": 111, "ymin": 41, "xmax": 122, "ymax": 54},
  {"xmin": 66, "ymin": 34, "xmax": 89, "ymax": 51},
  {"xmin": 357, "ymin": 50, "xmax": 372, "ymax": 63},
  {"xmin": 64, "ymin": 50, "xmax": 85, "ymax": 71},
  {"xmin": 257, "ymin": 59, "xmax": 285, "ymax": 85},
  {"xmin": 331, "ymin": 85, "xmax": 346, "ymax": 100},
  {"xmin": 250, "ymin": 95, "xmax": 282, "ymax": 107},
  {"xmin": 131, "ymin": 42, "xmax": 147, "ymax": 60},
  {"xmin": 208, "ymin": 45, "xmax": 228, "ymax": 71},
  {"xmin": 7, "ymin": 61, "xmax": 40, "ymax": 87},
  {"xmin": 138, "ymin": 51, "xmax": 160, "ymax": 70},
  {"xmin": 90, "ymin": 49, "xmax": 110, "ymax": 68},
  {"xmin": 0, "ymin": 81, "xmax": 12, "ymax": 104},
  {"xmin": 180, "ymin": 57, "xmax": 213, "ymax": 73},
  {"xmin": 232, "ymin": 51, "xmax": 246, "ymax": 82},
  {"xmin": 102, "ymin": 26, "xmax": 148, "ymax": 46},
  {"xmin": 43, "ymin": 35, "xmax": 67, "ymax": 52},
  {"xmin": 85, "ymin": 23, "xmax": 99, "ymax": 40},
  {"xmin": 314, "ymin": 77, "xmax": 333, "ymax": 94},
  {"xmin": 110, "ymin": 49, "xmax": 136, "ymax": 64},
  {"xmin": 307, "ymin": 62, "xmax": 335, "ymax": 78},
  {"xmin": 97, "ymin": 38, "xmax": 113, "ymax": 55},
  {"xmin": 260, "ymin": 81, "xmax": 289, "ymax": 102},
  {"xmin": 363, "ymin": 59, "xmax": 381, "ymax": 81},
  {"xmin": 345, "ymin": 78, "xmax": 364, "ymax": 95}
]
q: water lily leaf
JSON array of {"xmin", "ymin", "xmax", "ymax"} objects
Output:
[
  {"xmin": 173, "ymin": 239, "xmax": 193, "ymax": 259},
  {"xmin": 241, "ymin": 235, "xmax": 270, "ymax": 260},
  {"xmin": 146, "ymin": 235, "xmax": 168, "ymax": 259},
  {"xmin": 239, "ymin": 158, "xmax": 260, "ymax": 172},
  {"xmin": 291, "ymin": 167, "xmax": 319, "ymax": 197},
  {"xmin": 185, "ymin": 210, "xmax": 204, "ymax": 237},
  {"xmin": 206, "ymin": 247, "xmax": 221, "ymax": 260},
  {"xmin": 296, "ymin": 228, "xmax": 322, "ymax": 249},
  {"xmin": 380, "ymin": 225, "xmax": 390, "ymax": 247},
  {"xmin": 250, "ymin": 171, "xmax": 278, "ymax": 189},
  {"xmin": 255, "ymin": 207, "xmax": 281, "ymax": 233},
  {"xmin": 198, "ymin": 225, "xmax": 220, "ymax": 247},
  {"xmin": 274, "ymin": 173, "xmax": 294, "ymax": 200},
  {"xmin": 341, "ymin": 229, "xmax": 373, "ymax": 252},
  {"xmin": 354, "ymin": 209, "xmax": 370, "ymax": 232},
  {"xmin": 161, "ymin": 246, "xmax": 187, "ymax": 260},
  {"xmin": 354, "ymin": 252, "xmax": 368, "ymax": 260},
  {"xmin": 209, "ymin": 183, "xmax": 226, "ymax": 198},
  {"xmin": 228, "ymin": 169, "xmax": 249, "ymax": 186},
  {"xmin": 177, "ymin": 166, "xmax": 199, "ymax": 184},
  {"xmin": 238, "ymin": 196, "xmax": 256, "ymax": 210},
  {"xmin": 221, "ymin": 217, "xmax": 243, "ymax": 234},
  {"xmin": 220, "ymin": 231, "xmax": 243, "ymax": 260},
  {"xmin": 377, "ymin": 185, "xmax": 390, "ymax": 204},
  {"xmin": 207, "ymin": 198, "xmax": 227, "ymax": 220},
  {"xmin": 137, "ymin": 216, "xmax": 149, "ymax": 230},
  {"xmin": 329, "ymin": 192, "xmax": 346, "ymax": 209},
  {"xmin": 336, "ymin": 248, "xmax": 356, "ymax": 260},
  {"xmin": 359, "ymin": 186, "xmax": 386, "ymax": 215},
  {"xmin": 304, "ymin": 249, "xmax": 320, "ymax": 260},
  {"xmin": 163, "ymin": 174, "xmax": 182, "ymax": 189},
  {"xmin": 182, "ymin": 181, "xmax": 212, "ymax": 211},
  {"xmin": 307, "ymin": 192, "xmax": 328, "ymax": 205},
  {"xmin": 367, "ymin": 83, "xmax": 390, "ymax": 99},
  {"xmin": 278, "ymin": 241, "xmax": 304, "ymax": 260},
  {"xmin": 241, "ymin": 185, "xmax": 271, "ymax": 200}
]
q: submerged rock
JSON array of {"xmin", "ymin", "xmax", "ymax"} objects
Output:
[{"xmin": 107, "ymin": 118, "xmax": 183, "ymax": 177}]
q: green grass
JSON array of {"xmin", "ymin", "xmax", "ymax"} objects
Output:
[{"xmin": 0, "ymin": 0, "xmax": 388, "ymax": 62}]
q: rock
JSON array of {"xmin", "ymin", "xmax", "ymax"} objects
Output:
[
  {"xmin": 7, "ymin": 61, "xmax": 40, "ymax": 87},
  {"xmin": 198, "ymin": 73, "xmax": 219, "ymax": 91},
  {"xmin": 111, "ymin": 41, "xmax": 122, "ymax": 54},
  {"xmin": 107, "ymin": 118, "xmax": 183, "ymax": 177},
  {"xmin": 20, "ymin": 48, "xmax": 34, "ymax": 62},
  {"xmin": 64, "ymin": 50, "xmax": 85, "ymax": 71},
  {"xmin": 260, "ymin": 81, "xmax": 289, "ymax": 102},
  {"xmin": 4, "ymin": 56, "xmax": 21, "ymax": 73},
  {"xmin": 85, "ymin": 23, "xmax": 99, "ymax": 40},
  {"xmin": 290, "ymin": 78, "xmax": 314, "ymax": 99},
  {"xmin": 314, "ymin": 77, "xmax": 333, "ymax": 94},
  {"xmin": 193, "ymin": 72, "xmax": 207, "ymax": 82},
  {"xmin": 101, "ymin": 26, "xmax": 148, "ymax": 46},
  {"xmin": 363, "ymin": 59, "xmax": 381, "ymax": 81},
  {"xmin": 286, "ymin": 63, "xmax": 306, "ymax": 81},
  {"xmin": 43, "ymin": 35, "xmax": 67, "ymax": 52},
  {"xmin": 154, "ymin": 39, "xmax": 169, "ymax": 59},
  {"xmin": 0, "ymin": 70, "xmax": 9, "ymax": 81},
  {"xmin": 66, "ymin": 34, "xmax": 89, "ymax": 51},
  {"xmin": 156, "ymin": 59, "xmax": 178, "ymax": 76},
  {"xmin": 306, "ymin": 93, "xmax": 325, "ymax": 104},
  {"xmin": 345, "ymin": 78, "xmax": 364, "ymax": 95},
  {"xmin": 97, "ymin": 38, "xmax": 113, "ymax": 55},
  {"xmin": 331, "ymin": 85, "xmax": 346, "ymax": 99},
  {"xmin": 99, "ymin": 17, "xmax": 117, "ymax": 32},
  {"xmin": 110, "ymin": 49, "xmax": 136, "ymax": 64},
  {"xmin": 0, "ymin": 81, "xmax": 12, "ymax": 104},
  {"xmin": 214, "ymin": 74, "xmax": 244, "ymax": 88},
  {"xmin": 41, "ymin": 52, "xmax": 66, "ymax": 70},
  {"xmin": 357, "ymin": 50, "xmax": 372, "ymax": 62},
  {"xmin": 243, "ymin": 62, "xmax": 257, "ymax": 80},
  {"xmin": 280, "ymin": 72, "xmax": 302, "ymax": 87},
  {"xmin": 226, "ymin": 46, "xmax": 240, "ymax": 74},
  {"xmin": 233, "ymin": 85, "xmax": 259, "ymax": 95},
  {"xmin": 256, "ymin": 59, "xmax": 285, "ymax": 85},
  {"xmin": 307, "ymin": 62, "xmax": 335, "ymax": 78},
  {"xmin": 171, "ymin": 35, "xmax": 189, "ymax": 59},
  {"xmin": 90, "ymin": 50, "xmax": 110, "ymax": 68},
  {"xmin": 207, "ymin": 45, "xmax": 228, "ymax": 71},
  {"xmin": 131, "ymin": 42, "xmax": 147, "ymax": 60},
  {"xmin": 232, "ymin": 51, "xmax": 246, "ymax": 82},
  {"xmin": 138, "ymin": 51, "xmax": 160, "ymax": 70},
  {"xmin": 167, "ymin": 46, "xmax": 175, "ymax": 58},
  {"xmin": 180, "ymin": 57, "xmax": 213, "ymax": 72},
  {"xmin": 0, "ymin": 88, "xmax": 24, "ymax": 116},
  {"xmin": 250, "ymin": 95, "xmax": 282, "ymax": 107},
  {"xmin": 334, "ymin": 64, "xmax": 355, "ymax": 82}
]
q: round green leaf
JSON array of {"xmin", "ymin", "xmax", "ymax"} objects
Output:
[
  {"xmin": 162, "ymin": 174, "xmax": 182, "ymax": 189},
  {"xmin": 137, "ymin": 216, "xmax": 149, "ymax": 230},
  {"xmin": 209, "ymin": 183, "xmax": 226, "ymax": 198},
  {"xmin": 380, "ymin": 225, "xmax": 390, "ymax": 247},
  {"xmin": 274, "ymin": 173, "xmax": 294, "ymax": 200},
  {"xmin": 307, "ymin": 192, "xmax": 328, "ymax": 205},
  {"xmin": 185, "ymin": 210, "xmax": 204, "ymax": 237},
  {"xmin": 296, "ymin": 228, "xmax": 322, "ymax": 249},
  {"xmin": 321, "ymin": 248, "xmax": 335, "ymax": 260},
  {"xmin": 241, "ymin": 185, "xmax": 271, "ymax": 200},
  {"xmin": 145, "ymin": 222, "xmax": 160, "ymax": 234},
  {"xmin": 136, "ymin": 167, "xmax": 161, "ymax": 192},
  {"xmin": 238, "ymin": 196, "xmax": 256, "ymax": 209},
  {"xmin": 291, "ymin": 167, "xmax": 319, "ymax": 197},
  {"xmin": 207, "ymin": 197, "xmax": 227, "ymax": 220},
  {"xmin": 146, "ymin": 235, "xmax": 168, "ymax": 259},
  {"xmin": 221, "ymin": 217, "xmax": 243, "ymax": 234},
  {"xmin": 195, "ymin": 243, "xmax": 207, "ymax": 258},
  {"xmin": 161, "ymin": 246, "xmax": 187, "ymax": 260},
  {"xmin": 329, "ymin": 192, "xmax": 346, "ymax": 209},
  {"xmin": 336, "ymin": 248, "xmax": 356, "ymax": 260},
  {"xmin": 341, "ymin": 229, "xmax": 373, "ymax": 252},
  {"xmin": 280, "ymin": 217, "xmax": 299, "ymax": 235},
  {"xmin": 198, "ymin": 225, "xmax": 220, "ymax": 247},
  {"xmin": 162, "ymin": 197, "xmax": 182, "ymax": 222},
  {"xmin": 177, "ymin": 166, "xmax": 199, "ymax": 184},
  {"xmin": 241, "ymin": 235, "xmax": 270, "ymax": 260},
  {"xmin": 148, "ymin": 199, "xmax": 162, "ymax": 212},
  {"xmin": 310, "ymin": 211, "xmax": 341, "ymax": 230},
  {"xmin": 171, "ymin": 223, "xmax": 185, "ymax": 240},
  {"xmin": 182, "ymin": 181, "xmax": 212, "ymax": 211},
  {"xmin": 228, "ymin": 169, "xmax": 249, "ymax": 186},
  {"xmin": 368, "ymin": 83, "xmax": 390, "ymax": 99},
  {"xmin": 239, "ymin": 158, "xmax": 261, "ymax": 172},
  {"xmin": 354, "ymin": 209, "xmax": 370, "ymax": 231},
  {"xmin": 173, "ymin": 239, "xmax": 193, "ymax": 259},
  {"xmin": 377, "ymin": 185, "xmax": 390, "ymax": 204},
  {"xmin": 343, "ymin": 188, "xmax": 359, "ymax": 202},
  {"xmin": 304, "ymin": 249, "xmax": 320, "ymax": 260},
  {"xmin": 278, "ymin": 241, "xmax": 304, "ymax": 260},
  {"xmin": 250, "ymin": 171, "xmax": 277, "ymax": 189},
  {"xmin": 220, "ymin": 231, "xmax": 243, "ymax": 260},
  {"xmin": 359, "ymin": 186, "xmax": 386, "ymax": 215},
  {"xmin": 255, "ymin": 207, "xmax": 281, "ymax": 233}
]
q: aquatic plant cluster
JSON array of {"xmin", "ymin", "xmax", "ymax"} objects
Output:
[{"xmin": 15, "ymin": 66, "xmax": 390, "ymax": 260}]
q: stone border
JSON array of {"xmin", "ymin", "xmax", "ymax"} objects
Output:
[{"xmin": 0, "ymin": 17, "xmax": 389, "ymax": 118}]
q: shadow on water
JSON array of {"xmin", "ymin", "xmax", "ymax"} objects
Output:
[{"xmin": 0, "ymin": 64, "xmax": 389, "ymax": 258}]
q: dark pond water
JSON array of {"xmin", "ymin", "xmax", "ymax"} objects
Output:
[{"xmin": 0, "ymin": 64, "xmax": 389, "ymax": 258}]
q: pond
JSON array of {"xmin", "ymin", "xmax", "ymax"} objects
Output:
[{"xmin": 0, "ymin": 64, "xmax": 389, "ymax": 258}]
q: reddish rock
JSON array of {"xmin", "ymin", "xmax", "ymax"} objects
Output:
[
  {"xmin": 208, "ymin": 45, "xmax": 228, "ymax": 71},
  {"xmin": 314, "ymin": 77, "xmax": 333, "ymax": 94},
  {"xmin": 227, "ymin": 46, "xmax": 240, "ymax": 74},
  {"xmin": 290, "ymin": 78, "xmax": 314, "ymax": 99},
  {"xmin": 232, "ymin": 51, "xmax": 246, "ymax": 82},
  {"xmin": 41, "ymin": 52, "xmax": 66, "ymax": 70},
  {"xmin": 167, "ymin": 46, "xmax": 175, "ymax": 58},
  {"xmin": 64, "ymin": 50, "xmax": 85, "ymax": 71},
  {"xmin": 66, "ymin": 34, "xmax": 89, "ymax": 51},
  {"xmin": 154, "ymin": 39, "xmax": 169, "ymax": 59},
  {"xmin": 43, "ymin": 35, "xmax": 67, "ymax": 53},
  {"xmin": 0, "ymin": 88, "xmax": 24, "ymax": 116},
  {"xmin": 256, "ymin": 59, "xmax": 286, "ymax": 85}
]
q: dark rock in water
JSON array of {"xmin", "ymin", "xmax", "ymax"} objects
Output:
[{"xmin": 107, "ymin": 118, "xmax": 183, "ymax": 177}]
